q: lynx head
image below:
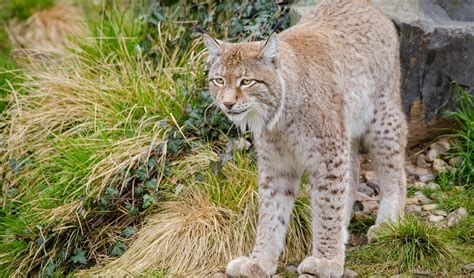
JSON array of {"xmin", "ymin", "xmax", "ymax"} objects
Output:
[{"xmin": 202, "ymin": 33, "xmax": 284, "ymax": 133}]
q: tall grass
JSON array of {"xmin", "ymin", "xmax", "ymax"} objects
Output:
[
  {"xmin": 0, "ymin": 0, "xmax": 293, "ymax": 275},
  {"xmin": 0, "ymin": 3, "xmax": 214, "ymax": 275}
]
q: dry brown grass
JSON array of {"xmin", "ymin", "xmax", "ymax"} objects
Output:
[
  {"xmin": 82, "ymin": 150, "xmax": 312, "ymax": 276},
  {"xmin": 7, "ymin": 4, "xmax": 86, "ymax": 55}
]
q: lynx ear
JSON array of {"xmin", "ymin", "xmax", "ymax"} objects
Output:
[
  {"xmin": 259, "ymin": 33, "xmax": 279, "ymax": 64},
  {"xmin": 202, "ymin": 34, "xmax": 223, "ymax": 61}
]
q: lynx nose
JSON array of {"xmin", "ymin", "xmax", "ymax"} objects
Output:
[{"xmin": 223, "ymin": 102, "xmax": 235, "ymax": 110}]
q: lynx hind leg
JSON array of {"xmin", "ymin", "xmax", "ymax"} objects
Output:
[
  {"xmin": 365, "ymin": 105, "xmax": 407, "ymax": 240},
  {"xmin": 343, "ymin": 141, "xmax": 361, "ymax": 242}
]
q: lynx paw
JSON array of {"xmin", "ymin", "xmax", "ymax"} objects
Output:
[
  {"xmin": 226, "ymin": 256, "xmax": 268, "ymax": 277},
  {"xmin": 367, "ymin": 224, "xmax": 381, "ymax": 242},
  {"xmin": 297, "ymin": 256, "xmax": 344, "ymax": 278}
]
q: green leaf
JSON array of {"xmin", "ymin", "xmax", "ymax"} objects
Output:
[
  {"xmin": 42, "ymin": 261, "xmax": 56, "ymax": 277},
  {"xmin": 71, "ymin": 248, "xmax": 87, "ymax": 265},
  {"xmin": 142, "ymin": 194, "xmax": 157, "ymax": 209},
  {"xmin": 110, "ymin": 241, "xmax": 126, "ymax": 257},
  {"xmin": 121, "ymin": 226, "xmax": 136, "ymax": 238}
]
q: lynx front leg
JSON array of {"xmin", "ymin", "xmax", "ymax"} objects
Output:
[
  {"xmin": 298, "ymin": 139, "xmax": 350, "ymax": 278},
  {"xmin": 226, "ymin": 165, "xmax": 300, "ymax": 277}
]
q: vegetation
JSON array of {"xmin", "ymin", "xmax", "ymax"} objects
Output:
[{"xmin": 0, "ymin": 0, "xmax": 472, "ymax": 276}]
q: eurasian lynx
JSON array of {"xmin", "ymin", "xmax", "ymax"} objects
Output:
[{"xmin": 202, "ymin": 0, "xmax": 407, "ymax": 276}]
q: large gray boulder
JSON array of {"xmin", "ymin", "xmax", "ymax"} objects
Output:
[{"xmin": 291, "ymin": 0, "xmax": 474, "ymax": 146}]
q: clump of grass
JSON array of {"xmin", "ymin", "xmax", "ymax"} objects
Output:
[
  {"xmin": 82, "ymin": 149, "xmax": 311, "ymax": 276},
  {"xmin": 347, "ymin": 215, "xmax": 458, "ymax": 275},
  {"xmin": 434, "ymin": 84, "xmax": 473, "ymax": 188}
]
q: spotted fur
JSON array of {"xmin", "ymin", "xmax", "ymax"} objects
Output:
[{"xmin": 202, "ymin": 0, "xmax": 407, "ymax": 277}]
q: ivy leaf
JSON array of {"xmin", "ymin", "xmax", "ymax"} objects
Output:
[
  {"xmin": 142, "ymin": 194, "xmax": 157, "ymax": 209},
  {"xmin": 43, "ymin": 261, "xmax": 56, "ymax": 277},
  {"xmin": 121, "ymin": 226, "xmax": 136, "ymax": 238},
  {"xmin": 71, "ymin": 248, "xmax": 87, "ymax": 265},
  {"xmin": 110, "ymin": 241, "xmax": 126, "ymax": 257}
]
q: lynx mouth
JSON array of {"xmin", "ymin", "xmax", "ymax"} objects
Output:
[{"xmin": 227, "ymin": 109, "xmax": 249, "ymax": 116}]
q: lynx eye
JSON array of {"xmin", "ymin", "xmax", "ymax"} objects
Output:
[
  {"xmin": 240, "ymin": 79, "xmax": 253, "ymax": 86},
  {"xmin": 213, "ymin": 78, "xmax": 225, "ymax": 86}
]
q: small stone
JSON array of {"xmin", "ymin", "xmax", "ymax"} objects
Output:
[
  {"xmin": 412, "ymin": 268, "xmax": 431, "ymax": 276},
  {"xmin": 426, "ymin": 149, "xmax": 439, "ymax": 162},
  {"xmin": 234, "ymin": 138, "xmax": 252, "ymax": 151},
  {"xmin": 433, "ymin": 210, "xmax": 448, "ymax": 217},
  {"xmin": 462, "ymin": 263, "xmax": 474, "ymax": 273},
  {"xmin": 285, "ymin": 265, "xmax": 298, "ymax": 273},
  {"xmin": 362, "ymin": 200, "xmax": 379, "ymax": 214},
  {"xmin": 430, "ymin": 139, "xmax": 450, "ymax": 154},
  {"xmin": 357, "ymin": 183, "xmax": 375, "ymax": 196},
  {"xmin": 406, "ymin": 197, "xmax": 421, "ymax": 205},
  {"xmin": 418, "ymin": 173, "xmax": 435, "ymax": 182},
  {"xmin": 448, "ymin": 156, "xmax": 463, "ymax": 167},
  {"xmin": 353, "ymin": 211, "xmax": 369, "ymax": 220},
  {"xmin": 447, "ymin": 207, "xmax": 468, "ymax": 227},
  {"xmin": 406, "ymin": 205, "xmax": 422, "ymax": 215},
  {"xmin": 343, "ymin": 268, "xmax": 358, "ymax": 277},
  {"xmin": 415, "ymin": 154, "xmax": 431, "ymax": 168},
  {"xmin": 426, "ymin": 182, "xmax": 440, "ymax": 190},
  {"xmin": 422, "ymin": 204, "xmax": 438, "ymax": 211},
  {"xmin": 411, "ymin": 182, "xmax": 426, "ymax": 189},
  {"xmin": 414, "ymin": 191, "xmax": 431, "ymax": 205},
  {"xmin": 363, "ymin": 171, "xmax": 376, "ymax": 182},
  {"xmin": 355, "ymin": 192, "xmax": 374, "ymax": 202},
  {"xmin": 432, "ymin": 158, "xmax": 449, "ymax": 173},
  {"xmin": 299, "ymin": 274, "xmax": 315, "ymax": 278},
  {"xmin": 428, "ymin": 215, "xmax": 445, "ymax": 222},
  {"xmin": 429, "ymin": 193, "xmax": 440, "ymax": 200}
]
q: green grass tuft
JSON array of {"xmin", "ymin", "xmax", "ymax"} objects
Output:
[{"xmin": 347, "ymin": 215, "xmax": 459, "ymax": 275}]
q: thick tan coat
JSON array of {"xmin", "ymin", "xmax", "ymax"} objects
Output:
[{"xmin": 203, "ymin": 0, "xmax": 407, "ymax": 276}]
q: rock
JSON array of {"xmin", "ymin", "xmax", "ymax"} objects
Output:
[
  {"xmin": 357, "ymin": 183, "xmax": 375, "ymax": 196},
  {"xmin": 406, "ymin": 205, "xmax": 422, "ymax": 215},
  {"xmin": 343, "ymin": 268, "xmax": 358, "ymax": 277},
  {"xmin": 291, "ymin": 0, "xmax": 474, "ymax": 147},
  {"xmin": 429, "ymin": 192, "xmax": 440, "ymax": 200},
  {"xmin": 406, "ymin": 197, "xmax": 421, "ymax": 205},
  {"xmin": 448, "ymin": 156, "xmax": 463, "ymax": 167},
  {"xmin": 432, "ymin": 159, "xmax": 449, "ymax": 173},
  {"xmin": 447, "ymin": 207, "xmax": 468, "ymax": 227},
  {"xmin": 362, "ymin": 171, "xmax": 376, "ymax": 183},
  {"xmin": 422, "ymin": 204, "xmax": 438, "ymax": 211},
  {"xmin": 232, "ymin": 138, "xmax": 252, "ymax": 152},
  {"xmin": 426, "ymin": 182, "xmax": 440, "ymax": 190},
  {"xmin": 430, "ymin": 139, "xmax": 451, "ymax": 155},
  {"xmin": 362, "ymin": 201, "xmax": 379, "ymax": 214},
  {"xmin": 412, "ymin": 268, "xmax": 431, "ymax": 276},
  {"xmin": 285, "ymin": 265, "xmax": 298, "ymax": 273},
  {"xmin": 426, "ymin": 149, "xmax": 439, "ymax": 162},
  {"xmin": 428, "ymin": 214, "xmax": 445, "ymax": 222},
  {"xmin": 418, "ymin": 173, "xmax": 435, "ymax": 183},
  {"xmin": 414, "ymin": 191, "xmax": 431, "ymax": 205},
  {"xmin": 299, "ymin": 274, "xmax": 315, "ymax": 278},
  {"xmin": 411, "ymin": 181, "xmax": 426, "ymax": 189},
  {"xmin": 462, "ymin": 263, "xmax": 474, "ymax": 273},
  {"xmin": 415, "ymin": 154, "xmax": 431, "ymax": 168},
  {"xmin": 433, "ymin": 210, "xmax": 448, "ymax": 217}
]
